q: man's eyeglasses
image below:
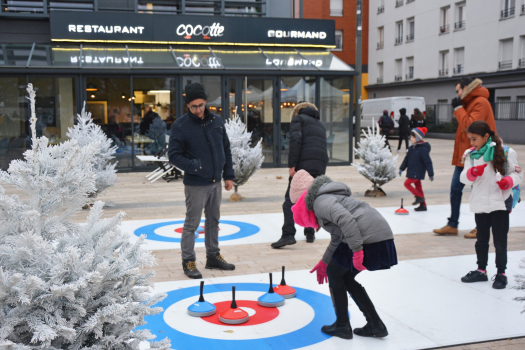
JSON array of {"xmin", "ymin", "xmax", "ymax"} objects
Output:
[{"xmin": 189, "ymin": 103, "xmax": 206, "ymax": 111}]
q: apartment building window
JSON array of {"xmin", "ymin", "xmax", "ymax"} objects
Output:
[
  {"xmin": 377, "ymin": 62, "xmax": 384, "ymax": 83},
  {"xmin": 395, "ymin": 59, "xmax": 403, "ymax": 81},
  {"xmin": 407, "ymin": 0, "xmax": 415, "ymax": 3},
  {"xmin": 396, "ymin": 0, "xmax": 403, "ymax": 8},
  {"xmin": 522, "ymin": 0, "xmax": 525, "ymax": 15},
  {"xmin": 455, "ymin": 2, "xmax": 466, "ymax": 30},
  {"xmin": 439, "ymin": 51, "xmax": 449, "ymax": 76},
  {"xmin": 334, "ymin": 30, "xmax": 343, "ymax": 51},
  {"xmin": 377, "ymin": 27, "xmax": 384, "ymax": 49},
  {"xmin": 499, "ymin": 38, "xmax": 513, "ymax": 69},
  {"xmin": 453, "ymin": 47, "xmax": 465, "ymax": 74},
  {"xmin": 406, "ymin": 57, "xmax": 414, "ymax": 79},
  {"xmin": 520, "ymin": 36, "xmax": 525, "ymax": 68},
  {"xmin": 330, "ymin": 0, "xmax": 343, "ymax": 16},
  {"xmin": 440, "ymin": 7, "xmax": 450, "ymax": 34},
  {"xmin": 500, "ymin": 0, "xmax": 515, "ymax": 18},
  {"xmin": 406, "ymin": 17, "xmax": 415, "ymax": 42},
  {"xmin": 395, "ymin": 21, "xmax": 403, "ymax": 45},
  {"xmin": 378, "ymin": 0, "xmax": 385, "ymax": 14}
]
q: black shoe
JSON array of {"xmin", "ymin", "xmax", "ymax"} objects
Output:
[
  {"xmin": 182, "ymin": 260, "xmax": 202, "ymax": 279},
  {"xmin": 321, "ymin": 321, "xmax": 353, "ymax": 339},
  {"xmin": 492, "ymin": 273, "xmax": 508, "ymax": 289},
  {"xmin": 353, "ymin": 321, "xmax": 388, "ymax": 338},
  {"xmin": 306, "ymin": 232, "xmax": 315, "ymax": 243},
  {"xmin": 461, "ymin": 270, "xmax": 488, "ymax": 283},
  {"xmin": 414, "ymin": 203, "xmax": 427, "ymax": 211},
  {"xmin": 205, "ymin": 254, "xmax": 235, "ymax": 271},
  {"xmin": 412, "ymin": 196, "xmax": 425, "ymax": 205},
  {"xmin": 271, "ymin": 236, "xmax": 296, "ymax": 249}
]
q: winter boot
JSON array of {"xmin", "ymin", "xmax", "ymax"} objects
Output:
[
  {"xmin": 414, "ymin": 203, "xmax": 427, "ymax": 211},
  {"xmin": 321, "ymin": 321, "xmax": 353, "ymax": 339},
  {"xmin": 306, "ymin": 232, "xmax": 315, "ymax": 243},
  {"xmin": 271, "ymin": 235, "xmax": 296, "ymax": 248},
  {"xmin": 350, "ymin": 285, "xmax": 388, "ymax": 338},
  {"xmin": 492, "ymin": 273, "xmax": 508, "ymax": 289},
  {"xmin": 182, "ymin": 260, "xmax": 202, "ymax": 279},
  {"xmin": 412, "ymin": 196, "xmax": 425, "ymax": 205},
  {"xmin": 205, "ymin": 254, "xmax": 235, "ymax": 270}
]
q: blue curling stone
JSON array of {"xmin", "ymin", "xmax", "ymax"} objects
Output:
[
  {"xmin": 187, "ymin": 300, "xmax": 216, "ymax": 317},
  {"xmin": 257, "ymin": 292, "xmax": 285, "ymax": 307}
]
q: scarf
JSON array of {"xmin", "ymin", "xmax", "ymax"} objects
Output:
[
  {"xmin": 291, "ymin": 191, "xmax": 319, "ymax": 229},
  {"xmin": 470, "ymin": 137, "xmax": 495, "ymax": 162}
]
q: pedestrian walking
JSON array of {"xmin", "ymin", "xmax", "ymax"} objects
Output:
[
  {"xmin": 410, "ymin": 108, "xmax": 426, "ymax": 129},
  {"xmin": 459, "ymin": 121, "xmax": 522, "ymax": 289},
  {"xmin": 168, "ymin": 83, "xmax": 236, "ymax": 279},
  {"xmin": 434, "ymin": 77, "xmax": 497, "ymax": 238},
  {"xmin": 399, "ymin": 127, "xmax": 434, "ymax": 212},
  {"xmin": 397, "ymin": 108, "xmax": 411, "ymax": 152},
  {"xmin": 378, "ymin": 110, "xmax": 393, "ymax": 151},
  {"xmin": 290, "ymin": 170, "xmax": 397, "ymax": 339},
  {"xmin": 271, "ymin": 102, "xmax": 328, "ymax": 248}
]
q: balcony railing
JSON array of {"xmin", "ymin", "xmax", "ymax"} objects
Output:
[
  {"xmin": 454, "ymin": 20, "xmax": 465, "ymax": 30},
  {"xmin": 520, "ymin": 58, "xmax": 525, "ymax": 68},
  {"xmin": 440, "ymin": 24, "xmax": 450, "ymax": 34},
  {"xmin": 377, "ymin": 77, "xmax": 384, "ymax": 84},
  {"xmin": 378, "ymin": 5, "xmax": 384, "ymax": 14},
  {"xmin": 439, "ymin": 69, "xmax": 448, "ymax": 77},
  {"xmin": 499, "ymin": 60, "xmax": 512, "ymax": 70},
  {"xmin": 501, "ymin": 7, "xmax": 515, "ymax": 18},
  {"xmin": 406, "ymin": 72, "xmax": 414, "ymax": 80},
  {"xmin": 494, "ymin": 102, "xmax": 525, "ymax": 120},
  {"xmin": 395, "ymin": 75, "xmax": 403, "ymax": 81},
  {"xmin": 395, "ymin": 0, "xmax": 403, "ymax": 8},
  {"xmin": 453, "ymin": 64, "xmax": 464, "ymax": 74},
  {"xmin": 406, "ymin": 33, "xmax": 414, "ymax": 42},
  {"xmin": 395, "ymin": 37, "xmax": 403, "ymax": 45},
  {"xmin": 377, "ymin": 41, "xmax": 384, "ymax": 49}
]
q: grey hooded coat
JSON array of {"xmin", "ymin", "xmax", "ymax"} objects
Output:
[{"xmin": 305, "ymin": 176, "xmax": 394, "ymax": 264}]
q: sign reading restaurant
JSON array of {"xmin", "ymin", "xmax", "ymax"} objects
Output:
[{"xmin": 50, "ymin": 12, "xmax": 335, "ymax": 48}]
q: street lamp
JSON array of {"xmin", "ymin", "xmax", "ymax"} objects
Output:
[{"xmin": 354, "ymin": 0, "xmax": 363, "ymax": 160}]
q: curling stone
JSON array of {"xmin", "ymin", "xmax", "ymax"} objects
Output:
[
  {"xmin": 395, "ymin": 199, "xmax": 409, "ymax": 215},
  {"xmin": 219, "ymin": 286, "xmax": 249, "ymax": 325},
  {"xmin": 187, "ymin": 281, "xmax": 216, "ymax": 317},
  {"xmin": 258, "ymin": 273, "xmax": 285, "ymax": 307},
  {"xmin": 274, "ymin": 266, "xmax": 296, "ymax": 299}
]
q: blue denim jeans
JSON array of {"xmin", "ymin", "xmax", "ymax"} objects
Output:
[{"xmin": 447, "ymin": 166, "xmax": 465, "ymax": 228}]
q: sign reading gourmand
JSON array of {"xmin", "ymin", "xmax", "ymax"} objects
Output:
[{"xmin": 50, "ymin": 11, "xmax": 335, "ymax": 48}]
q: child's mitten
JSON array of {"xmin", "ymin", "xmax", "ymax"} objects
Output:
[
  {"xmin": 310, "ymin": 260, "xmax": 328, "ymax": 284},
  {"xmin": 467, "ymin": 164, "xmax": 488, "ymax": 180},
  {"xmin": 496, "ymin": 176, "xmax": 513, "ymax": 190},
  {"xmin": 352, "ymin": 250, "xmax": 367, "ymax": 272},
  {"xmin": 429, "ymin": 176, "xmax": 434, "ymax": 182}
]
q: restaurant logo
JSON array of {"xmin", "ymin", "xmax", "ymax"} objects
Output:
[
  {"xmin": 175, "ymin": 55, "xmax": 222, "ymax": 68},
  {"xmin": 266, "ymin": 58, "xmax": 323, "ymax": 67},
  {"xmin": 176, "ymin": 23, "xmax": 225, "ymax": 40},
  {"xmin": 68, "ymin": 24, "xmax": 145, "ymax": 34},
  {"xmin": 267, "ymin": 30, "xmax": 327, "ymax": 40}
]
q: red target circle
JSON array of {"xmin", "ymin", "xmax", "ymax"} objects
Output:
[{"xmin": 201, "ymin": 300, "xmax": 279, "ymax": 327}]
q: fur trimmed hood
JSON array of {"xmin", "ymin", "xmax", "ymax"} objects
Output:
[
  {"xmin": 305, "ymin": 175, "xmax": 352, "ymax": 211},
  {"xmin": 461, "ymin": 78, "xmax": 482, "ymax": 100},
  {"xmin": 291, "ymin": 102, "xmax": 319, "ymax": 119}
]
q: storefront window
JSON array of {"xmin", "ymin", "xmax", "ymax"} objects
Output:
[
  {"xmin": 182, "ymin": 76, "xmax": 222, "ymax": 117},
  {"xmin": 320, "ymin": 77, "xmax": 351, "ymax": 163},
  {"xmin": 280, "ymin": 76, "xmax": 316, "ymax": 165}
]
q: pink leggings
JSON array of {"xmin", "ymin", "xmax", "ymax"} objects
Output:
[{"xmin": 404, "ymin": 179, "xmax": 426, "ymax": 205}]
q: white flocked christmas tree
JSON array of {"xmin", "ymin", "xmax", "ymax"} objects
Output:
[
  {"xmin": 224, "ymin": 107, "xmax": 264, "ymax": 201},
  {"xmin": 67, "ymin": 102, "xmax": 118, "ymax": 198},
  {"xmin": 352, "ymin": 119, "xmax": 398, "ymax": 197},
  {"xmin": 0, "ymin": 84, "xmax": 170, "ymax": 350}
]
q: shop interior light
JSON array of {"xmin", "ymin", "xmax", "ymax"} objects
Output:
[
  {"xmin": 281, "ymin": 88, "xmax": 288, "ymax": 91},
  {"xmin": 90, "ymin": 94, "xmax": 96, "ymax": 99},
  {"xmin": 121, "ymin": 92, "xmax": 126, "ymax": 99},
  {"xmin": 86, "ymin": 83, "xmax": 98, "ymax": 92},
  {"xmin": 149, "ymin": 90, "xmax": 171, "ymax": 93}
]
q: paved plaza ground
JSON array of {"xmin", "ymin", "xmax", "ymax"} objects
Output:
[{"xmin": 4, "ymin": 138, "xmax": 525, "ymax": 349}]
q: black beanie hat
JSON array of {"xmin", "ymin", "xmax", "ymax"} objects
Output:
[{"xmin": 185, "ymin": 83, "xmax": 207, "ymax": 104}]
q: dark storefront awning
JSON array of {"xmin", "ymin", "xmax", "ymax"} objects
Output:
[{"xmin": 0, "ymin": 43, "xmax": 354, "ymax": 73}]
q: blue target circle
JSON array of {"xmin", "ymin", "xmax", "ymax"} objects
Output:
[
  {"xmin": 137, "ymin": 283, "xmax": 335, "ymax": 349},
  {"xmin": 134, "ymin": 220, "xmax": 259, "ymax": 243}
]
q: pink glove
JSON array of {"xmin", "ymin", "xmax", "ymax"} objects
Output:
[
  {"xmin": 310, "ymin": 260, "xmax": 328, "ymax": 284},
  {"xmin": 497, "ymin": 176, "xmax": 513, "ymax": 190},
  {"xmin": 467, "ymin": 164, "xmax": 488, "ymax": 181},
  {"xmin": 352, "ymin": 250, "xmax": 367, "ymax": 272}
]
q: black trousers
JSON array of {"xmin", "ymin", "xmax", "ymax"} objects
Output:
[
  {"xmin": 282, "ymin": 176, "xmax": 315, "ymax": 237},
  {"xmin": 397, "ymin": 132, "xmax": 409, "ymax": 150},
  {"xmin": 381, "ymin": 131, "xmax": 391, "ymax": 151},
  {"xmin": 475, "ymin": 210, "xmax": 509, "ymax": 274}
]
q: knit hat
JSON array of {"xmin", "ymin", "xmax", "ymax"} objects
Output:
[
  {"xmin": 290, "ymin": 170, "xmax": 314, "ymax": 204},
  {"xmin": 411, "ymin": 127, "xmax": 427, "ymax": 142},
  {"xmin": 185, "ymin": 83, "xmax": 207, "ymax": 104},
  {"xmin": 291, "ymin": 191, "xmax": 319, "ymax": 229}
]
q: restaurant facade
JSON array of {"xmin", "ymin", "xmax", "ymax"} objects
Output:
[{"xmin": 0, "ymin": 8, "xmax": 356, "ymax": 170}]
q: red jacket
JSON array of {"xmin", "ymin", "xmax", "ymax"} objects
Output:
[{"xmin": 452, "ymin": 79, "xmax": 497, "ymax": 167}]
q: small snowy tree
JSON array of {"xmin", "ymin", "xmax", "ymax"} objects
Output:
[
  {"xmin": 146, "ymin": 117, "xmax": 167, "ymax": 155},
  {"xmin": 225, "ymin": 107, "xmax": 264, "ymax": 201},
  {"xmin": 67, "ymin": 103, "xmax": 118, "ymax": 198},
  {"xmin": 0, "ymin": 84, "xmax": 170, "ymax": 350},
  {"xmin": 352, "ymin": 119, "xmax": 398, "ymax": 197}
]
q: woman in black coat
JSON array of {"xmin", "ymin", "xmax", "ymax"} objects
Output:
[
  {"xmin": 410, "ymin": 108, "xmax": 426, "ymax": 129},
  {"xmin": 397, "ymin": 108, "xmax": 411, "ymax": 152}
]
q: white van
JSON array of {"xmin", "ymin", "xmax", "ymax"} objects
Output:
[{"xmin": 359, "ymin": 97, "xmax": 426, "ymax": 131}]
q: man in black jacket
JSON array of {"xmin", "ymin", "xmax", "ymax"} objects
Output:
[
  {"xmin": 168, "ymin": 83, "xmax": 236, "ymax": 279},
  {"xmin": 397, "ymin": 108, "xmax": 411, "ymax": 152},
  {"xmin": 272, "ymin": 102, "xmax": 328, "ymax": 248},
  {"xmin": 379, "ymin": 110, "xmax": 393, "ymax": 151}
]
